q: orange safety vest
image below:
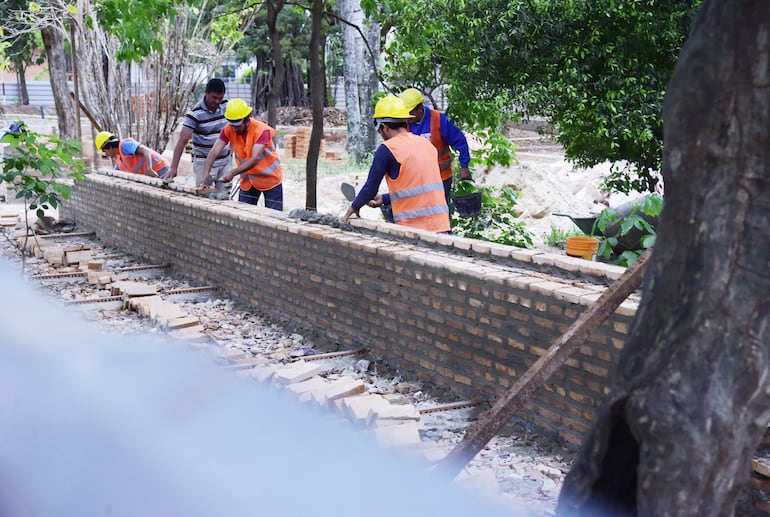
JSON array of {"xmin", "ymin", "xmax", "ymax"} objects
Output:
[
  {"xmin": 429, "ymin": 109, "xmax": 453, "ymax": 181},
  {"xmin": 383, "ymin": 132, "xmax": 450, "ymax": 233},
  {"xmin": 223, "ymin": 119, "xmax": 283, "ymax": 192},
  {"xmin": 116, "ymin": 139, "xmax": 170, "ymax": 176}
]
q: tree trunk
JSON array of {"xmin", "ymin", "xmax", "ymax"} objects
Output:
[
  {"xmin": 557, "ymin": 1, "xmax": 770, "ymax": 515},
  {"xmin": 320, "ymin": 32, "xmax": 328, "ymax": 107},
  {"xmin": 13, "ymin": 61, "xmax": 29, "ymax": 105},
  {"xmin": 41, "ymin": 26, "xmax": 77, "ymax": 139},
  {"xmin": 266, "ymin": 0, "xmax": 286, "ymax": 129},
  {"xmin": 305, "ymin": 0, "xmax": 324, "ymax": 210},
  {"xmin": 339, "ymin": 0, "xmax": 379, "ymax": 162}
]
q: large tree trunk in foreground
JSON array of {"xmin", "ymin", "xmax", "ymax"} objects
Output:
[{"xmin": 558, "ymin": 1, "xmax": 770, "ymax": 515}]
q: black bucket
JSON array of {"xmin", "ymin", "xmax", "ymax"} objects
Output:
[
  {"xmin": 452, "ymin": 192, "xmax": 482, "ymax": 218},
  {"xmin": 380, "ymin": 204, "xmax": 395, "ymax": 223}
]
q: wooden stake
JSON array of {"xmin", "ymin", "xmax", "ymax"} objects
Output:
[{"xmin": 436, "ymin": 248, "xmax": 652, "ymax": 480}]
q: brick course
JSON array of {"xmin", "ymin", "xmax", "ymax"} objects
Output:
[{"xmin": 61, "ymin": 171, "xmax": 638, "ymax": 448}]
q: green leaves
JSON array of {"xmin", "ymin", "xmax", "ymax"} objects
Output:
[
  {"xmin": 594, "ymin": 192, "xmax": 662, "ymax": 266},
  {"xmin": 378, "ymin": 0, "xmax": 701, "ymax": 194},
  {"xmin": 96, "ymin": 0, "xmax": 179, "ymax": 61},
  {"xmin": 1, "ymin": 123, "xmax": 86, "ymax": 219},
  {"xmin": 451, "ymin": 184, "xmax": 533, "ymax": 248}
]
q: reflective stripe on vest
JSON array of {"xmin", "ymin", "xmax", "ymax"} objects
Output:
[
  {"xmin": 429, "ymin": 109, "xmax": 453, "ymax": 181},
  {"xmin": 241, "ymin": 144, "xmax": 281, "ymax": 179},
  {"xmin": 383, "ymin": 132, "xmax": 450, "ymax": 233}
]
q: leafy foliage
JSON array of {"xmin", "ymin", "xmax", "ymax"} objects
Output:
[
  {"xmin": 377, "ymin": 0, "xmax": 701, "ymax": 193},
  {"xmin": 368, "ymin": 0, "xmax": 518, "ymax": 168},
  {"xmin": 451, "ymin": 184, "xmax": 533, "ymax": 248},
  {"xmin": 0, "ymin": 28, "xmax": 10, "ymax": 71},
  {"xmin": 0, "ymin": 0, "xmax": 45, "ymax": 86},
  {"xmin": 1, "ymin": 123, "xmax": 86, "ymax": 219},
  {"xmin": 595, "ymin": 192, "xmax": 662, "ymax": 266},
  {"xmin": 96, "ymin": 0, "xmax": 179, "ymax": 61},
  {"xmin": 235, "ymin": 5, "xmax": 311, "ymax": 63}
]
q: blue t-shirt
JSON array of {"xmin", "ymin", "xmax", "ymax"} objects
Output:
[
  {"xmin": 119, "ymin": 139, "xmax": 140, "ymax": 156},
  {"xmin": 351, "ymin": 144, "xmax": 400, "ymax": 210},
  {"xmin": 407, "ymin": 106, "xmax": 471, "ymax": 168}
]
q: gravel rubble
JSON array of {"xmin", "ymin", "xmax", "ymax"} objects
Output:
[{"xmin": 1, "ymin": 214, "xmax": 574, "ymax": 516}]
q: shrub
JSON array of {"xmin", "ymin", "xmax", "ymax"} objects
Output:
[
  {"xmin": 451, "ymin": 184, "xmax": 532, "ymax": 248},
  {"xmin": 595, "ymin": 193, "xmax": 662, "ymax": 266},
  {"xmin": 2, "ymin": 122, "xmax": 86, "ymax": 219}
]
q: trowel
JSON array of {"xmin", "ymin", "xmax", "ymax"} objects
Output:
[{"xmin": 340, "ymin": 182, "xmax": 356, "ymax": 202}]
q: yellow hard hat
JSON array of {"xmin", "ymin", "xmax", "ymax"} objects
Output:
[
  {"xmin": 224, "ymin": 98, "xmax": 253, "ymax": 122},
  {"xmin": 399, "ymin": 88, "xmax": 424, "ymax": 112},
  {"xmin": 95, "ymin": 131, "xmax": 117, "ymax": 152},
  {"xmin": 373, "ymin": 95, "xmax": 412, "ymax": 120}
]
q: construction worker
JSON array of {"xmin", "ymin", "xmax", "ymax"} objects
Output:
[
  {"xmin": 340, "ymin": 95, "xmax": 450, "ymax": 233},
  {"xmin": 166, "ymin": 78, "xmax": 232, "ymax": 193},
  {"xmin": 206, "ymin": 98, "xmax": 283, "ymax": 210},
  {"xmin": 95, "ymin": 131, "xmax": 170, "ymax": 178},
  {"xmin": 399, "ymin": 88, "xmax": 472, "ymax": 203}
]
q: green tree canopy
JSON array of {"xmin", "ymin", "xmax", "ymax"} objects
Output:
[{"xmin": 380, "ymin": 0, "xmax": 701, "ymax": 192}]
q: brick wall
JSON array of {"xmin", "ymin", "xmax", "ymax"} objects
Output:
[{"xmin": 62, "ymin": 171, "xmax": 638, "ymax": 448}]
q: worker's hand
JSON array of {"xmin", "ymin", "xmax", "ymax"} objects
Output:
[
  {"xmin": 367, "ymin": 194, "xmax": 384, "ymax": 208},
  {"xmin": 340, "ymin": 206, "xmax": 359, "ymax": 223},
  {"xmin": 165, "ymin": 167, "xmax": 178, "ymax": 181},
  {"xmin": 221, "ymin": 171, "xmax": 236, "ymax": 183},
  {"xmin": 459, "ymin": 167, "xmax": 472, "ymax": 181}
]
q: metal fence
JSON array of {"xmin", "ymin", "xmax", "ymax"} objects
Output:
[{"xmin": 0, "ymin": 79, "xmax": 345, "ymax": 109}]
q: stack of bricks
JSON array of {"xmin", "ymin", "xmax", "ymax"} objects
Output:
[
  {"xmin": 293, "ymin": 127, "xmax": 311, "ymax": 158},
  {"xmin": 281, "ymin": 127, "xmax": 326, "ymax": 160},
  {"xmin": 283, "ymin": 133, "xmax": 297, "ymax": 158},
  {"xmin": 110, "ymin": 280, "xmax": 205, "ymax": 341},
  {"xmin": 749, "ymin": 428, "xmax": 770, "ymax": 513},
  {"xmin": 231, "ymin": 358, "xmax": 430, "ymax": 454},
  {"xmin": 0, "ymin": 209, "xmax": 20, "ymax": 227},
  {"xmin": 323, "ymin": 150, "xmax": 344, "ymax": 162}
]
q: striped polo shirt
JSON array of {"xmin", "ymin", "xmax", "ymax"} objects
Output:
[{"xmin": 182, "ymin": 97, "xmax": 232, "ymax": 166}]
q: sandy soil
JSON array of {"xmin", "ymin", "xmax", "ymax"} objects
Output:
[{"xmin": 279, "ymin": 125, "xmax": 613, "ymax": 248}]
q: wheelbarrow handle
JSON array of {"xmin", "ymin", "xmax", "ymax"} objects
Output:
[{"xmin": 552, "ymin": 213, "xmax": 579, "ymax": 224}]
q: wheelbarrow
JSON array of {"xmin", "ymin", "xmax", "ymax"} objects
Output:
[{"xmin": 552, "ymin": 213, "xmax": 600, "ymax": 236}]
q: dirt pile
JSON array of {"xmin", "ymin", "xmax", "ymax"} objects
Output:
[{"xmin": 258, "ymin": 106, "xmax": 347, "ymax": 127}]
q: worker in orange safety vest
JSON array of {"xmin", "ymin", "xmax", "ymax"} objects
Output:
[
  {"xmin": 340, "ymin": 95, "xmax": 450, "ymax": 233},
  {"xmin": 95, "ymin": 131, "xmax": 170, "ymax": 178},
  {"xmin": 204, "ymin": 98, "xmax": 283, "ymax": 210}
]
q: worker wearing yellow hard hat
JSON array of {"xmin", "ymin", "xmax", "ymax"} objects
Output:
[
  {"xmin": 96, "ymin": 130, "xmax": 170, "ymax": 178},
  {"xmin": 203, "ymin": 98, "xmax": 284, "ymax": 210},
  {"xmin": 399, "ymin": 88, "xmax": 472, "ymax": 203},
  {"xmin": 340, "ymin": 95, "xmax": 450, "ymax": 233}
]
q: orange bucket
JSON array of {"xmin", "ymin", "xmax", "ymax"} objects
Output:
[{"xmin": 565, "ymin": 236, "xmax": 599, "ymax": 260}]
